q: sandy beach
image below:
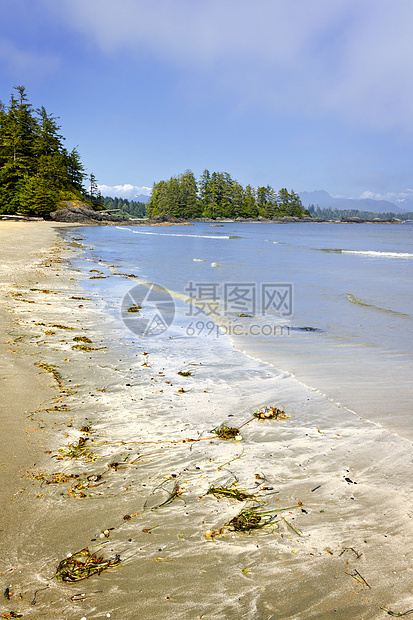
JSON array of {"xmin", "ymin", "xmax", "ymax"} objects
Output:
[
  {"xmin": 0, "ymin": 223, "xmax": 69, "ymax": 521},
  {"xmin": 1, "ymin": 221, "xmax": 413, "ymax": 620}
]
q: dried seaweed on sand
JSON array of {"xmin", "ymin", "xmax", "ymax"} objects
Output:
[
  {"xmin": 206, "ymin": 502, "xmax": 303, "ymax": 538},
  {"xmin": 253, "ymin": 406, "xmax": 289, "ymax": 421},
  {"xmin": 226, "ymin": 507, "xmax": 276, "ymax": 532},
  {"xmin": 55, "ymin": 548, "xmax": 120, "ymax": 582},
  {"xmin": 211, "ymin": 425, "xmax": 242, "ymax": 440},
  {"xmin": 207, "ymin": 483, "xmax": 256, "ymax": 502},
  {"xmin": 151, "ymin": 480, "xmax": 184, "ymax": 510},
  {"xmin": 56, "ymin": 436, "xmax": 97, "ymax": 461},
  {"xmin": 126, "ymin": 305, "xmax": 142, "ymax": 313}
]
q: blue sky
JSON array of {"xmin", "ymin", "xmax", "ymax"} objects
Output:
[{"xmin": 1, "ymin": 0, "xmax": 413, "ymax": 202}]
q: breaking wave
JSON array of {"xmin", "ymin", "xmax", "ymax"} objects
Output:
[
  {"xmin": 347, "ymin": 294, "xmax": 412, "ymax": 319},
  {"xmin": 116, "ymin": 227, "xmax": 230, "ymax": 240},
  {"xmin": 321, "ymin": 248, "xmax": 413, "ymax": 258}
]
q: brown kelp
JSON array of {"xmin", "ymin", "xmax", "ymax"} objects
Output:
[
  {"xmin": 253, "ymin": 406, "xmax": 289, "ymax": 421},
  {"xmin": 211, "ymin": 425, "xmax": 241, "ymax": 440},
  {"xmin": 207, "ymin": 483, "xmax": 256, "ymax": 502},
  {"xmin": 55, "ymin": 548, "xmax": 121, "ymax": 582}
]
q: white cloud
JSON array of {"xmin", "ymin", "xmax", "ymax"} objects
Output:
[
  {"xmin": 43, "ymin": 0, "xmax": 413, "ymax": 132},
  {"xmin": 359, "ymin": 188, "xmax": 413, "ymax": 202},
  {"xmin": 98, "ymin": 184, "xmax": 152, "ymax": 199}
]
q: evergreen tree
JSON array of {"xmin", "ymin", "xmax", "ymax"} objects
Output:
[
  {"xmin": 257, "ymin": 185, "xmax": 276, "ymax": 217},
  {"xmin": 230, "ymin": 180, "xmax": 245, "ymax": 218},
  {"xmin": 220, "ymin": 172, "xmax": 235, "ymax": 217},
  {"xmin": 103, "ymin": 196, "xmax": 147, "ymax": 218},
  {"xmin": 178, "ymin": 170, "xmax": 200, "ymax": 218},
  {"xmin": 137, "ymin": 170, "xmax": 305, "ymax": 220},
  {"xmin": 208, "ymin": 171, "xmax": 221, "ymax": 218},
  {"xmin": 89, "ymin": 173, "xmax": 98, "ymax": 199},
  {"xmin": 277, "ymin": 188, "xmax": 304, "ymax": 216},
  {"xmin": 164, "ymin": 176, "xmax": 181, "ymax": 216},
  {"xmin": 37, "ymin": 152, "xmax": 70, "ymax": 190},
  {"xmin": 199, "ymin": 169, "xmax": 212, "ymax": 216},
  {"xmin": 34, "ymin": 106, "xmax": 64, "ymax": 158},
  {"xmin": 208, "ymin": 171, "xmax": 233, "ymax": 218},
  {"xmin": 147, "ymin": 180, "xmax": 167, "ymax": 217},
  {"xmin": 0, "ymin": 87, "xmax": 37, "ymax": 211},
  {"xmin": 147, "ymin": 171, "xmax": 200, "ymax": 218},
  {"xmin": 243, "ymin": 184, "xmax": 258, "ymax": 218},
  {"xmin": 0, "ymin": 86, "xmax": 94, "ymax": 215},
  {"xmin": 65, "ymin": 148, "xmax": 85, "ymax": 193},
  {"xmin": 17, "ymin": 174, "xmax": 59, "ymax": 216}
]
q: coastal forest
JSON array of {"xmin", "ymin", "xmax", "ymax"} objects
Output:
[
  {"xmin": 102, "ymin": 196, "xmax": 147, "ymax": 219},
  {"xmin": 0, "ymin": 86, "xmax": 308, "ymax": 220},
  {"xmin": 147, "ymin": 170, "xmax": 310, "ymax": 219},
  {"xmin": 307, "ymin": 205, "xmax": 413, "ymax": 221},
  {"xmin": 0, "ymin": 86, "xmax": 94, "ymax": 216}
]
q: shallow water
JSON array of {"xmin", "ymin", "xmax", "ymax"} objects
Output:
[{"xmin": 64, "ymin": 221, "xmax": 413, "ymax": 440}]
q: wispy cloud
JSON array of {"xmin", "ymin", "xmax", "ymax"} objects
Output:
[
  {"xmin": 0, "ymin": 37, "xmax": 58, "ymax": 80},
  {"xmin": 359, "ymin": 189, "xmax": 413, "ymax": 203},
  {"xmin": 44, "ymin": 0, "xmax": 413, "ymax": 132},
  {"xmin": 98, "ymin": 184, "xmax": 151, "ymax": 199}
]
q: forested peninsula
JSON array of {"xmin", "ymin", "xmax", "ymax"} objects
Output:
[{"xmin": 147, "ymin": 170, "xmax": 310, "ymax": 219}]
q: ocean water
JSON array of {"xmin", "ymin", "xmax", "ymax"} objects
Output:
[{"xmin": 64, "ymin": 221, "xmax": 413, "ymax": 440}]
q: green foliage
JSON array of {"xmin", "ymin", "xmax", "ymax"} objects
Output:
[
  {"xmin": 308, "ymin": 205, "xmax": 411, "ymax": 221},
  {"xmin": 103, "ymin": 196, "xmax": 147, "ymax": 218},
  {"xmin": 147, "ymin": 170, "xmax": 202, "ymax": 218},
  {"xmin": 147, "ymin": 169, "xmax": 305, "ymax": 220},
  {"xmin": 257, "ymin": 185, "xmax": 276, "ymax": 217},
  {"xmin": 17, "ymin": 174, "xmax": 59, "ymax": 216},
  {"xmin": 0, "ymin": 86, "xmax": 90, "ymax": 216},
  {"xmin": 66, "ymin": 148, "xmax": 85, "ymax": 193}
]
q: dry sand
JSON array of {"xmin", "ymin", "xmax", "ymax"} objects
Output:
[{"xmin": 0, "ymin": 221, "xmax": 413, "ymax": 619}]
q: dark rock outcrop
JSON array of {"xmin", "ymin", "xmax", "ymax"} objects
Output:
[
  {"xmin": 50, "ymin": 201, "xmax": 127, "ymax": 223},
  {"xmin": 150, "ymin": 214, "xmax": 189, "ymax": 223},
  {"xmin": 341, "ymin": 216, "xmax": 402, "ymax": 224}
]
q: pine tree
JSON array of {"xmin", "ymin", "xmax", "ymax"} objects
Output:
[
  {"xmin": 199, "ymin": 169, "xmax": 212, "ymax": 217},
  {"xmin": 34, "ymin": 106, "xmax": 64, "ymax": 157},
  {"xmin": 178, "ymin": 170, "xmax": 200, "ymax": 218},
  {"xmin": 243, "ymin": 184, "xmax": 258, "ymax": 218},
  {"xmin": 65, "ymin": 148, "xmax": 85, "ymax": 193},
  {"xmin": 0, "ymin": 86, "xmax": 93, "ymax": 215},
  {"xmin": 230, "ymin": 180, "xmax": 246, "ymax": 218},
  {"xmin": 277, "ymin": 188, "xmax": 303, "ymax": 216},
  {"xmin": 147, "ymin": 180, "xmax": 167, "ymax": 217},
  {"xmin": 142, "ymin": 170, "xmax": 305, "ymax": 220},
  {"xmin": 257, "ymin": 185, "xmax": 277, "ymax": 218},
  {"xmin": 17, "ymin": 174, "xmax": 59, "ymax": 216}
]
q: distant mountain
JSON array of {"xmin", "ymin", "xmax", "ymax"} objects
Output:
[
  {"xmin": 394, "ymin": 197, "xmax": 413, "ymax": 211},
  {"xmin": 98, "ymin": 184, "xmax": 151, "ymax": 203},
  {"xmin": 299, "ymin": 190, "xmax": 405, "ymax": 214},
  {"xmin": 133, "ymin": 193, "xmax": 150, "ymax": 203}
]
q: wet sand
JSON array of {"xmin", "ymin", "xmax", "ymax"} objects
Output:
[
  {"xmin": 1, "ymin": 221, "xmax": 413, "ymax": 619},
  {"xmin": 0, "ymin": 223, "xmax": 69, "ymax": 516}
]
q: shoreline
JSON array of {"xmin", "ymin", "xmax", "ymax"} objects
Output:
[
  {"xmin": 1, "ymin": 221, "xmax": 413, "ymax": 619},
  {"xmin": 1, "ymin": 214, "xmax": 405, "ymax": 225},
  {"xmin": 0, "ymin": 222, "xmax": 77, "ymax": 521}
]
